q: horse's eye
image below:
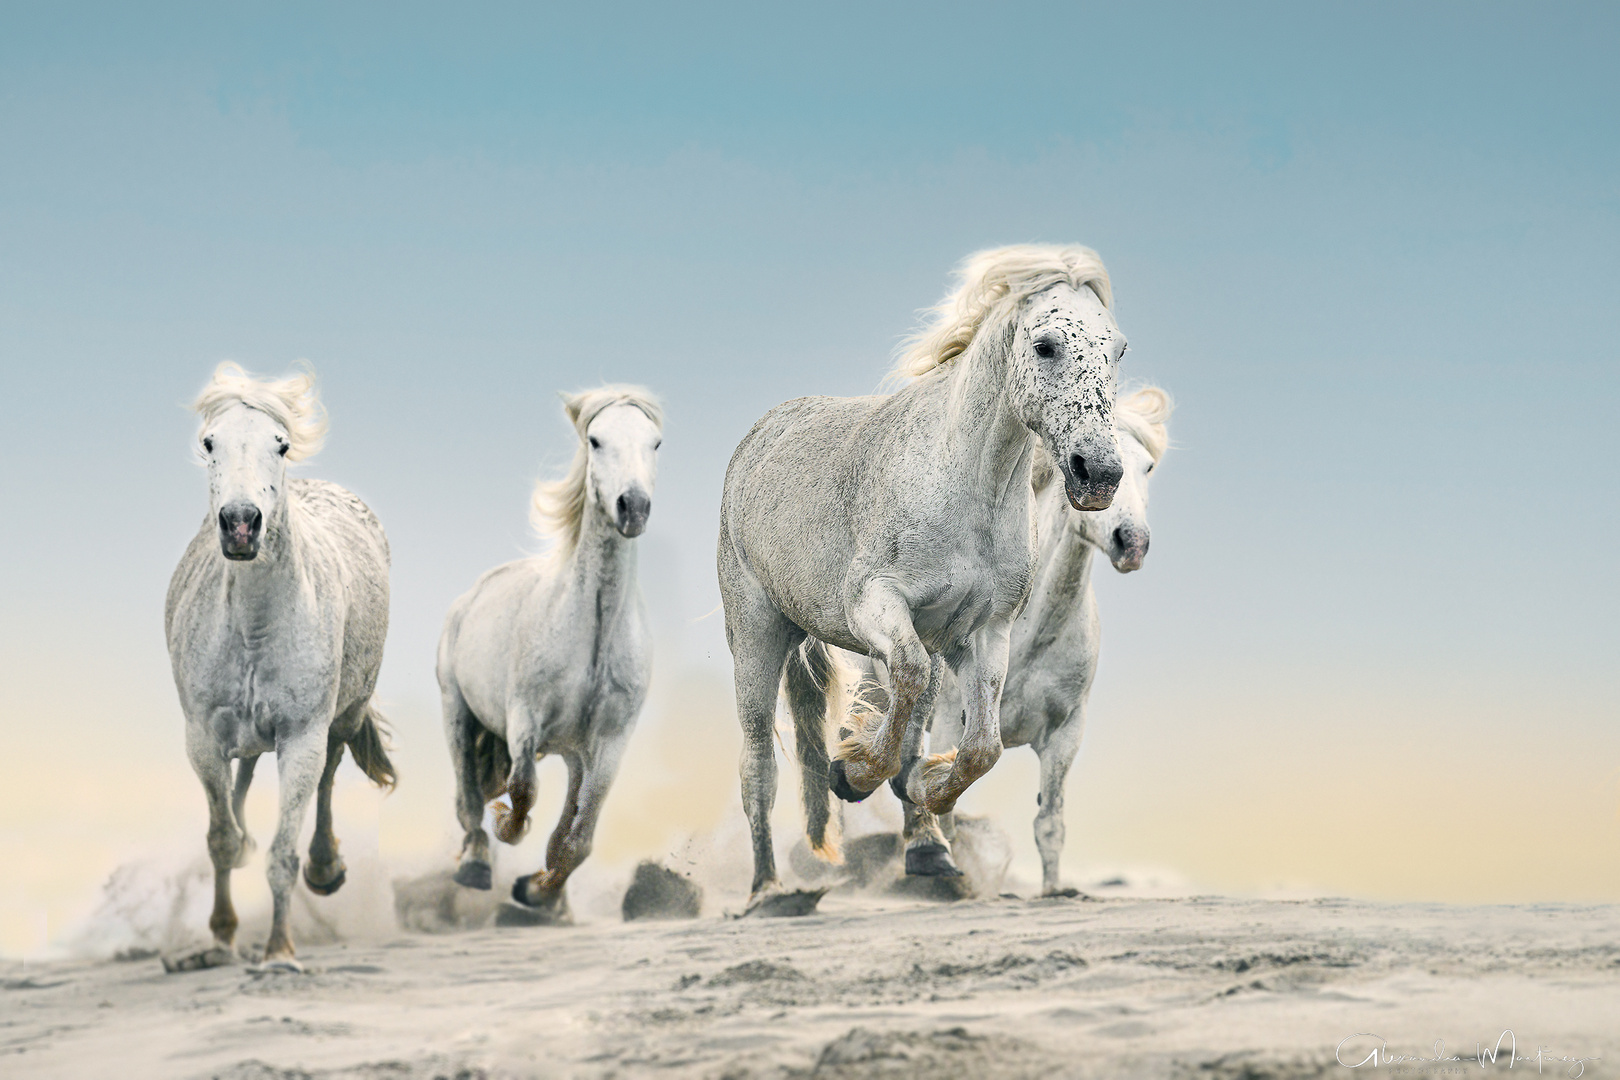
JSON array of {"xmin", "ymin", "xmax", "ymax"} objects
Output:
[
  {"xmin": 202, "ymin": 437, "xmax": 213, "ymax": 453},
  {"xmin": 653, "ymin": 440, "xmax": 662, "ymax": 451},
  {"xmin": 588, "ymin": 436, "xmax": 600, "ymax": 450},
  {"xmin": 1033, "ymin": 339, "xmax": 1056, "ymax": 359},
  {"xmin": 1145, "ymin": 462, "xmax": 1154, "ymax": 474},
  {"xmin": 277, "ymin": 441, "xmax": 290, "ymax": 457}
]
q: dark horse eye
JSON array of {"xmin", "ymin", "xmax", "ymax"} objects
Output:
[
  {"xmin": 1033, "ymin": 339, "xmax": 1056, "ymax": 359},
  {"xmin": 277, "ymin": 441, "xmax": 290, "ymax": 457},
  {"xmin": 202, "ymin": 437, "xmax": 214, "ymax": 453},
  {"xmin": 588, "ymin": 436, "xmax": 601, "ymax": 449}
]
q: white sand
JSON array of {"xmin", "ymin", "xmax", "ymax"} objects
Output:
[{"xmin": 4, "ymin": 887, "xmax": 1616, "ymax": 1079}]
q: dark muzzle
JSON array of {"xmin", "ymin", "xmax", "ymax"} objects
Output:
[
  {"xmin": 218, "ymin": 502, "xmax": 264, "ymax": 560},
  {"xmin": 614, "ymin": 488, "xmax": 651, "ymax": 538},
  {"xmin": 1061, "ymin": 450, "xmax": 1124, "ymax": 512}
]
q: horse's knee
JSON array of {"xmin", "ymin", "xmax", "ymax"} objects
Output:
[
  {"xmin": 206, "ymin": 822, "xmax": 244, "ymax": 869},
  {"xmin": 265, "ymin": 846, "xmax": 299, "ymax": 894},
  {"xmin": 956, "ymin": 740, "xmax": 1002, "ymax": 783}
]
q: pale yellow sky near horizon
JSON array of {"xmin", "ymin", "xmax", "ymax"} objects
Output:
[{"xmin": 5, "ymin": 643, "xmax": 1616, "ymax": 959}]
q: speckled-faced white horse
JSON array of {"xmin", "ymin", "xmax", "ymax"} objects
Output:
[
  {"xmin": 165, "ymin": 364, "xmax": 394, "ymax": 972},
  {"xmin": 438, "ymin": 386, "xmax": 661, "ymax": 922},
  {"xmin": 892, "ymin": 388, "xmax": 1172, "ymax": 892},
  {"xmin": 719, "ymin": 245, "xmax": 1129, "ymax": 909}
]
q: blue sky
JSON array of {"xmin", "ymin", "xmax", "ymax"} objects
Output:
[{"xmin": 2, "ymin": 3, "xmax": 1618, "ymax": 949}]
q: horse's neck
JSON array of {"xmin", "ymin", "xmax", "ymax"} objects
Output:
[
  {"xmin": 1026, "ymin": 492, "xmax": 1097, "ymax": 626},
  {"xmin": 939, "ymin": 331, "xmax": 1036, "ymax": 497},
  {"xmin": 561, "ymin": 505, "xmax": 638, "ymax": 620}
]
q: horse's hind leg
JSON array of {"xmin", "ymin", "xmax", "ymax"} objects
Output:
[
  {"xmin": 231, "ymin": 755, "xmax": 259, "ymax": 868},
  {"xmin": 262, "ymin": 728, "xmax": 327, "ymax": 970},
  {"xmin": 303, "ymin": 731, "xmax": 348, "ymax": 896},
  {"xmin": 443, "ymin": 682, "xmax": 492, "ymax": 889}
]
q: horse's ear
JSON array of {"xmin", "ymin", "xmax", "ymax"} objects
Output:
[{"xmin": 559, "ymin": 391, "xmax": 585, "ymax": 427}]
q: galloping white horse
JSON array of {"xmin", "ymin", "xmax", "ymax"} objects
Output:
[
  {"xmin": 166, "ymin": 364, "xmax": 394, "ymax": 972},
  {"xmin": 897, "ymin": 388, "xmax": 1172, "ymax": 891},
  {"xmin": 719, "ymin": 245, "xmax": 1129, "ymax": 908},
  {"xmin": 438, "ymin": 386, "xmax": 661, "ymax": 922}
]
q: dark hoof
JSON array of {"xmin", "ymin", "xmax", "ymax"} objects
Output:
[
  {"xmin": 303, "ymin": 863, "xmax": 346, "ymax": 896},
  {"xmin": 905, "ymin": 842, "xmax": 963, "ymax": 878},
  {"xmin": 742, "ymin": 887, "xmax": 829, "ymax": 918},
  {"xmin": 829, "ymin": 759, "xmax": 876, "ymax": 804},
  {"xmin": 453, "ymin": 859, "xmax": 493, "ymax": 891}
]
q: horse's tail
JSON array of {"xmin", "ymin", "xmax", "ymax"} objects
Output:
[
  {"xmin": 348, "ymin": 702, "xmax": 397, "ymax": 792},
  {"xmin": 784, "ymin": 638, "xmax": 847, "ymax": 863},
  {"xmin": 472, "ymin": 725, "xmax": 514, "ymax": 803}
]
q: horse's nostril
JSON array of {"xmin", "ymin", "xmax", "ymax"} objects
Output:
[
  {"xmin": 616, "ymin": 494, "xmax": 629, "ymax": 519},
  {"xmin": 1070, "ymin": 453, "xmax": 1089, "ymax": 483},
  {"xmin": 1112, "ymin": 527, "xmax": 1126, "ymax": 550}
]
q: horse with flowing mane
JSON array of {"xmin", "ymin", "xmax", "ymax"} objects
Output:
[
  {"xmin": 718, "ymin": 244, "xmax": 1130, "ymax": 910},
  {"xmin": 165, "ymin": 363, "xmax": 394, "ymax": 972},
  {"xmin": 438, "ymin": 385, "xmax": 662, "ymax": 922},
  {"xmin": 842, "ymin": 387, "xmax": 1172, "ymax": 888}
]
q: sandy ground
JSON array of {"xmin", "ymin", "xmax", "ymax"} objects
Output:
[{"xmin": 4, "ymin": 881, "xmax": 1617, "ymax": 1080}]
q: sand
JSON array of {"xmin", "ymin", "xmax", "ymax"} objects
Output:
[{"xmin": 4, "ymin": 885, "xmax": 1617, "ymax": 1079}]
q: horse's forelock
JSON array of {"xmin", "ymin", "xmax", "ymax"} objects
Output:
[{"xmin": 191, "ymin": 361, "xmax": 328, "ymax": 461}]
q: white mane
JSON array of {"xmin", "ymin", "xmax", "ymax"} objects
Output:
[
  {"xmin": 1116, "ymin": 385, "xmax": 1172, "ymax": 462},
  {"xmin": 530, "ymin": 384, "xmax": 664, "ymax": 558},
  {"xmin": 893, "ymin": 244, "xmax": 1113, "ymax": 380},
  {"xmin": 191, "ymin": 361, "xmax": 327, "ymax": 461}
]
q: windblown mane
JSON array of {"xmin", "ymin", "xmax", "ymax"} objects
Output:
[
  {"xmin": 1031, "ymin": 385, "xmax": 1172, "ymax": 491},
  {"xmin": 893, "ymin": 244, "xmax": 1113, "ymax": 380},
  {"xmin": 1115, "ymin": 385, "xmax": 1172, "ymax": 463},
  {"xmin": 530, "ymin": 384, "xmax": 664, "ymax": 559},
  {"xmin": 191, "ymin": 361, "xmax": 327, "ymax": 461}
]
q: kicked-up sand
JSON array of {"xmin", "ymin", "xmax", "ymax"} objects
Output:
[{"xmin": 3, "ymin": 887, "xmax": 1616, "ymax": 1079}]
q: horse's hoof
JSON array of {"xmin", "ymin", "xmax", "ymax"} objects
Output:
[
  {"xmin": 905, "ymin": 842, "xmax": 963, "ymax": 877},
  {"xmin": 742, "ymin": 887, "xmax": 829, "ymax": 918},
  {"xmin": 453, "ymin": 859, "xmax": 493, "ymax": 891},
  {"xmin": 829, "ymin": 760, "xmax": 876, "ymax": 804},
  {"xmin": 162, "ymin": 945, "xmax": 236, "ymax": 974},
  {"xmin": 303, "ymin": 862, "xmax": 346, "ymax": 896},
  {"xmin": 1041, "ymin": 886, "xmax": 1089, "ymax": 900},
  {"xmin": 247, "ymin": 957, "xmax": 305, "ymax": 975}
]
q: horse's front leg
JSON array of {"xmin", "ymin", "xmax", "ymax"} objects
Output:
[
  {"xmin": 1034, "ymin": 708, "xmax": 1085, "ymax": 896},
  {"xmin": 166, "ymin": 730, "xmax": 244, "ymax": 971},
  {"xmin": 261, "ymin": 724, "xmax": 329, "ymax": 971},
  {"xmin": 512, "ymin": 739, "xmax": 625, "ymax": 921},
  {"xmin": 908, "ymin": 618, "xmax": 1009, "ymax": 815},
  {"xmin": 833, "ymin": 586, "xmax": 932, "ymax": 796}
]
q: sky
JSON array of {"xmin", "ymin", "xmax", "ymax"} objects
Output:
[{"xmin": 2, "ymin": 3, "xmax": 1618, "ymax": 956}]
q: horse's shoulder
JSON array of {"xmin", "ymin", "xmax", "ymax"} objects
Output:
[
  {"xmin": 291, "ymin": 477, "xmax": 389, "ymax": 561},
  {"xmin": 165, "ymin": 521, "xmax": 220, "ymax": 637}
]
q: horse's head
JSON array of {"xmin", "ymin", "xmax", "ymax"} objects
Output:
[
  {"xmin": 583, "ymin": 400, "xmax": 661, "ymax": 538},
  {"xmin": 200, "ymin": 402, "xmax": 293, "ymax": 561},
  {"xmin": 191, "ymin": 362, "xmax": 325, "ymax": 563},
  {"xmin": 1010, "ymin": 280, "xmax": 1126, "ymax": 511},
  {"xmin": 1069, "ymin": 386, "xmax": 1170, "ymax": 572}
]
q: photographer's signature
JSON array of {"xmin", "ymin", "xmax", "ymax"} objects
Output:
[{"xmin": 1337, "ymin": 1031, "xmax": 1598, "ymax": 1077}]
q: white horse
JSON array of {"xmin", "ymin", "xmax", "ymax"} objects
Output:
[
  {"xmin": 719, "ymin": 245, "xmax": 1129, "ymax": 909},
  {"xmin": 165, "ymin": 364, "xmax": 394, "ymax": 972},
  {"xmin": 437, "ymin": 386, "xmax": 661, "ymax": 922},
  {"xmin": 893, "ymin": 388, "xmax": 1172, "ymax": 891}
]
